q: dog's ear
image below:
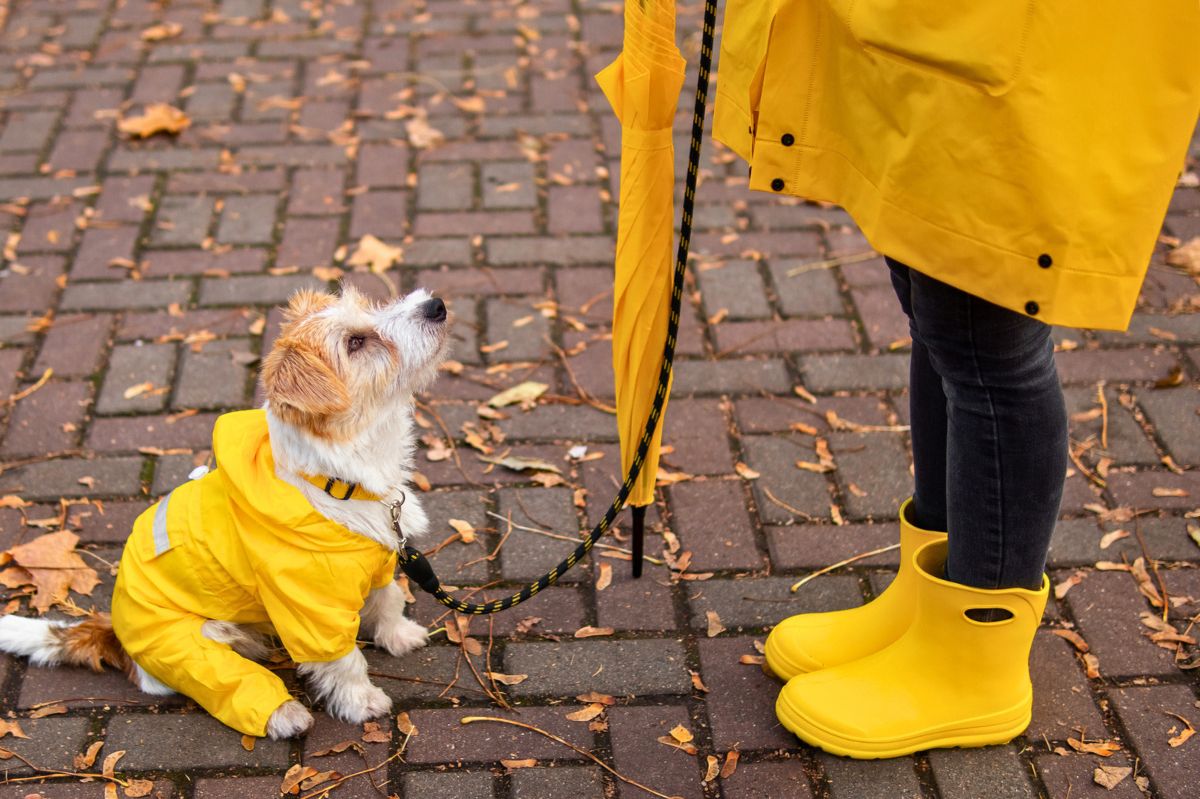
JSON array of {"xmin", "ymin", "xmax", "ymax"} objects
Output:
[
  {"xmin": 260, "ymin": 338, "xmax": 350, "ymax": 421},
  {"xmin": 281, "ymin": 288, "xmax": 335, "ymax": 323}
]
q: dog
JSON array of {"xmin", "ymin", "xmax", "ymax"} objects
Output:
[{"xmin": 0, "ymin": 285, "xmax": 448, "ymax": 739}]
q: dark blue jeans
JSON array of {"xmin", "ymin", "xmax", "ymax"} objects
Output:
[{"xmin": 888, "ymin": 258, "xmax": 1067, "ymax": 591}]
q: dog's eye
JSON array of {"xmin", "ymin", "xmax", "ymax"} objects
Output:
[{"xmin": 347, "ymin": 335, "xmax": 366, "ymax": 353}]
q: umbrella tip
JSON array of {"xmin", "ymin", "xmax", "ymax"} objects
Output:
[{"xmin": 631, "ymin": 505, "xmax": 646, "ymax": 579}]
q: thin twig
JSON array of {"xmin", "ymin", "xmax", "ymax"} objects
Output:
[
  {"xmin": 484, "ymin": 510, "xmax": 665, "ymax": 565},
  {"xmin": 463, "ymin": 511, "xmax": 513, "ymax": 568},
  {"xmin": 5, "ymin": 368, "xmax": 53, "ymax": 406},
  {"xmin": 761, "ymin": 487, "xmax": 817, "ymax": 522},
  {"xmin": 0, "ymin": 749, "xmax": 129, "ymax": 788},
  {"xmin": 785, "ymin": 249, "xmax": 877, "ymax": 277},
  {"xmin": 1096, "ymin": 382, "xmax": 1109, "ymax": 451},
  {"xmin": 366, "ymin": 671, "xmax": 489, "ymax": 697},
  {"xmin": 0, "ymin": 450, "xmax": 87, "ymax": 477},
  {"xmin": 790, "ymin": 543, "xmax": 901, "ymax": 592},
  {"xmin": 296, "ymin": 738, "xmax": 409, "ymax": 799},
  {"xmin": 460, "ymin": 716, "xmax": 683, "ymax": 799},
  {"xmin": 1132, "ymin": 515, "xmax": 1170, "ymax": 621},
  {"xmin": 549, "ymin": 341, "xmax": 617, "ymax": 414}
]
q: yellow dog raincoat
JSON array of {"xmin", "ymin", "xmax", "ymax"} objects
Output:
[{"xmin": 112, "ymin": 409, "xmax": 398, "ymax": 736}]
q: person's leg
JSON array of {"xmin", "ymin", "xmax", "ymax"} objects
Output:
[
  {"xmin": 887, "ymin": 258, "xmax": 948, "ymax": 531},
  {"xmin": 905, "ymin": 268, "xmax": 1066, "ymax": 590}
]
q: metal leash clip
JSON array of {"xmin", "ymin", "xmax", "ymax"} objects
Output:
[{"xmin": 384, "ymin": 492, "xmax": 407, "ymax": 549}]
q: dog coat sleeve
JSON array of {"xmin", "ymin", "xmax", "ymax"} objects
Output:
[{"xmin": 254, "ymin": 551, "xmax": 381, "ymax": 663}]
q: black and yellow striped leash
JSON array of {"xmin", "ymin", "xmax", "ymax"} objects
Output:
[{"xmin": 395, "ymin": 0, "xmax": 718, "ymax": 614}]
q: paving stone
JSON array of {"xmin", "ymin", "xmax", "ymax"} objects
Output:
[
  {"xmin": 404, "ymin": 706, "xmax": 590, "ymax": 764},
  {"xmin": 715, "ymin": 318, "xmax": 856, "ymax": 355},
  {"xmin": 1, "ymin": 379, "xmax": 90, "ymax": 455},
  {"xmin": 668, "ymin": 480, "xmax": 762, "ymax": 571},
  {"xmin": 72, "ymin": 226, "xmax": 140, "ymax": 279},
  {"xmin": 0, "ymin": 254, "xmax": 64, "ymax": 312},
  {"xmin": 608, "ymin": 704, "xmax": 704, "ymax": 799},
  {"xmin": 828, "ymin": 431, "xmax": 912, "ymax": 519},
  {"xmin": 768, "ymin": 520, "xmax": 903, "ymax": 570},
  {"xmin": 142, "ymin": 248, "xmax": 267, "ymax": 277},
  {"xmin": 97, "ymin": 342, "xmax": 175, "ymax": 414},
  {"xmin": 486, "ymin": 235, "xmax": 613, "ymax": 266},
  {"xmin": 1064, "ymin": 385, "xmax": 1159, "ymax": 467},
  {"xmin": 194, "ymin": 777, "xmax": 293, "ymax": 799},
  {"xmin": 510, "ymin": 766, "xmax": 605, "ymax": 799},
  {"xmin": 722, "ymin": 760, "xmax": 815, "ymax": 799},
  {"xmin": 1034, "ymin": 752, "xmax": 1144, "ymax": 799},
  {"xmin": 75, "ymin": 499, "xmax": 151, "ymax": 543},
  {"xmin": 1107, "ymin": 470, "xmax": 1200, "ymax": 510},
  {"xmin": 698, "ymin": 260, "xmax": 772, "ymax": 319},
  {"xmin": 174, "ymin": 338, "xmax": 255, "ymax": 409},
  {"xmin": 1135, "ymin": 385, "xmax": 1200, "ymax": 467},
  {"xmin": 929, "ymin": 748, "xmax": 1040, "ymax": 799},
  {"xmin": 1108, "ymin": 684, "xmax": 1200, "ymax": 797},
  {"xmin": 673, "ymin": 359, "xmax": 792, "ymax": 395},
  {"xmin": 548, "ymin": 184, "xmax": 605, "ymax": 233},
  {"xmin": 350, "ymin": 190, "xmax": 408, "ymax": 239},
  {"xmin": 151, "ymin": 195, "xmax": 214, "ymax": 247},
  {"xmin": 0, "ymin": 716, "xmax": 90, "ymax": 776},
  {"xmin": 60, "ymin": 280, "xmax": 192, "ymax": 312},
  {"xmin": 741, "ymin": 434, "xmax": 834, "ymax": 525},
  {"xmin": 198, "ymin": 273, "xmax": 323, "ymax": 305},
  {"xmin": 595, "ymin": 569, "xmax": 678, "ymax": 631},
  {"xmin": 216, "ymin": 194, "xmax": 278, "ymax": 244},
  {"xmin": 801, "ymin": 353, "xmax": 910, "ymax": 392},
  {"xmin": 498, "ymin": 487, "xmax": 588, "ymax": 583},
  {"xmin": 504, "ymin": 638, "xmax": 691, "ymax": 697},
  {"xmin": 0, "ymin": 783, "xmax": 175, "ymax": 799},
  {"xmin": 19, "ymin": 200, "xmax": 82, "ymax": 254},
  {"xmin": 662, "ymin": 397, "xmax": 735, "ymax": 475},
  {"xmin": 0, "ymin": 456, "xmax": 144, "ymax": 500},
  {"xmin": 403, "ymin": 770, "xmax": 496, "ymax": 799},
  {"xmin": 496, "ymin": 404, "xmax": 615, "ymax": 443},
  {"xmin": 688, "ymin": 575, "xmax": 864, "ymax": 630},
  {"xmin": 482, "ymin": 162, "xmax": 536, "ymax": 209},
  {"xmin": 485, "ymin": 297, "xmax": 552, "ymax": 361},
  {"xmin": 821, "ymin": 754, "xmax": 923, "ymax": 799},
  {"xmin": 87, "ymin": 411, "xmax": 219, "ymax": 454},
  {"xmin": 105, "ymin": 712, "xmax": 290, "ymax": 769},
  {"xmin": 698, "ymin": 636, "xmax": 793, "ymax": 750},
  {"xmin": 1027, "ymin": 629, "xmax": 1108, "ymax": 742},
  {"xmin": 1065, "ymin": 571, "xmax": 1181, "ymax": 677},
  {"xmin": 18, "ymin": 661, "xmax": 181, "ymax": 710}
]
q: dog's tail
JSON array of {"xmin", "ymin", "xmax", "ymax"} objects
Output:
[{"xmin": 0, "ymin": 612, "xmax": 132, "ymax": 674}]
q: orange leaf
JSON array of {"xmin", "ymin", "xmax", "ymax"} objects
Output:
[{"xmin": 118, "ymin": 104, "xmax": 191, "ymax": 138}]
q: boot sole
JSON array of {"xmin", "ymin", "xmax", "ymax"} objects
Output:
[{"xmin": 776, "ymin": 690, "xmax": 1032, "ymax": 759}]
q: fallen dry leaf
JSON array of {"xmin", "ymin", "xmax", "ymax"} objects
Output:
[
  {"xmin": 595, "ymin": 562, "xmax": 612, "ymax": 591},
  {"xmin": 1067, "ymin": 737, "xmax": 1121, "ymax": 757},
  {"xmin": 1166, "ymin": 712, "xmax": 1195, "ymax": 748},
  {"xmin": 0, "ymin": 720, "xmax": 28, "ymax": 739},
  {"xmin": 240, "ymin": 734, "xmax": 255, "ymax": 751},
  {"xmin": 299, "ymin": 771, "xmax": 341, "ymax": 791},
  {"xmin": 281, "ymin": 764, "xmax": 320, "ymax": 795},
  {"xmin": 1082, "ymin": 652, "xmax": 1101, "ymax": 679},
  {"xmin": 1165, "ymin": 236, "xmax": 1200, "ymax": 275},
  {"xmin": 1098, "ymin": 529, "xmax": 1130, "ymax": 549},
  {"xmin": 1152, "ymin": 486, "xmax": 1188, "ymax": 498},
  {"xmin": 396, "ymin": 712, "xmax": 418, "ymax": 737},
  {"xmin": 738, "ymin": 654, "xmax": 765, "ymax": 666},
  {"xmin": 657, "ymin": 734, "xmax": 698, "ymax": 755},
  {"xmin": 479, "ymin": 454, "xmax": 561, "ymax": 474},
  {"xmin": 705, "ymin": 610, "xmax": 726, "ymax": 638},
  {"xmin": 721, "ymin": 749, "xmax": 740, "ymax": 779},
  {"xmin": 501, "ymin": 758, "xmax": 538, "ymax": 769},
  {"xmin": 118, "ymin": 104, "xmax": 191, "ymax": 138},
  {"xmin": 0, "ymin": 495, "xmax": 30, "ymax": 509},
  {"xmin": 406, "ymin": 116, "xmax": 445, "ymax": 149},
  {"xmin": 574, "ymin": 626, "xmax": 614, "ymax": 638},
  {"xmin": 1053, "ymin": 571, "xmax": 1086, "ymax": 600},
  {"xmin": 565, "ymin": 703, "xmax": 606, "ymax": 722},
  {"xmin": 669, "ymin": 725, "xmax": 694, "ymax": 744},
  {"xmin": 487, "ymin": 672, "xmax": 528, "ymax": 686},
  {"xmin": 122, "ymin": 381, "xmax": 155, "ymax": 400},
  {"xmin": 124, "ymin": 779, "xmax": 155, "ymax": 797},
  {"xmin": 448, "ymin": 518, "xmax": 476, "ymax": 544},
  {"xmin": 734, "ymin": 462, "xmax": 760, "ymax": 480},
  {"xmin": 704, "ymin": 755, "xmax": 720, "ymax": 782},
  {"xmin": 1093, "ymin": 765, "xmax": 1132, "ymax": 790},
  {"xmin": 74, "ymin": 739, "xmax": 103, "ymax": 769},
  {"xmin": 1051, "ymin": 628, "xmax": 1089, "ymax": 653},
  {"xmin": 310, "ymin": 740, "xmax": 363, "ymax": 757},
  {"xmin": 575, "ymin": 691, "xmax": 616, "ymax": 705},
  {"xmin": 2, "ymin": 531, "xmax": 100, "ymax": 613},
  {"xmin": 487, "ymin": 381, "xmax": 548, "ymax": 408},
  {"xmin": 346, "ymin": 234, "xmax": 403, "ymax": 274},
  {"xmin": 690, "ymin": 671, "xmax": 710, "ymax": 693},
  {"xmin": 140, "ymin": 22, "xmax": 183, "ymax": 41},
  {"xmin": 29, "ymin": 703, "xmax": 67, "ymax": 718},
  {"xmin": 361, "ymin": 721, "xmax": 390, "ymax": 743},
  {"xmin": 1130, "ymin": 557, "xmax": 1164, "ymax": 607}
]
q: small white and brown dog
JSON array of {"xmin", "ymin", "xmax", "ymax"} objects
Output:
[{"xmin": 0, "ymin": 286, "xmax": 449, "ymax": 738}]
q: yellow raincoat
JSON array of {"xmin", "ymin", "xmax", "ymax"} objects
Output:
[
  {"xmin": 111, "ymin": 410, "xmax": 398, "ymax": 737},
  {"xmin": 714, "ymin": 1, "xmax": 1200, "ymax": 330}
]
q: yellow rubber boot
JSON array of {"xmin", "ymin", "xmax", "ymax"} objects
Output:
[
  {"xmin": 763, "ymin": 498, "xmax": 945, "ymax": 680},
  {"xmin": 775, "ymin": 539, "xmax": 1048, "ymax": 759}
]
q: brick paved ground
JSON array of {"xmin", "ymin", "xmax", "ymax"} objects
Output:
[{"xmin": 1, "ymin": 1, "xmax": 1198, "ymax": 798}]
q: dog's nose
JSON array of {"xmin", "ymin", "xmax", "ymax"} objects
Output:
[{"xmin": 420, "ymin": 297, "xmax": 447, "ymax": 322}]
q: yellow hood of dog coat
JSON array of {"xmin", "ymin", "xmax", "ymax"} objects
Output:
[{"xmin": 112, "ymin": 409, "xmax": 397, "ymax": 734}]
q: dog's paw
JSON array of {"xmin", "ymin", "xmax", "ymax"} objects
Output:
[
  {"xmin": 266, "ymin": 700, "xmax": 314, "ymax": 739},
  {"xmin": 374, "ymin": 615, "xmax": 428, "ymax": 658},
  {"xmin": 328, "ymin": 682, "xmax": 392, "ymax": 724}
]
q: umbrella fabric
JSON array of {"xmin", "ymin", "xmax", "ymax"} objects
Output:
[{"xmin": 595, "ymin": 0, "xmax": 686, "ymax": 508}]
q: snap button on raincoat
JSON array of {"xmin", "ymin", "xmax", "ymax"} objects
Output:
[
  {"xmin": 713, "ymin": 0, "xmax": 1200, "ymax": 330},
  {"xmin": 111, "ymin": 409, "xmax": 398, "ymax": 736}
]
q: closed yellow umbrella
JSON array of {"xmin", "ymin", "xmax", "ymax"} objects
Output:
[{"xmin": 595, "ymin": 0, "xmax": 686, "ymax": 577}]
